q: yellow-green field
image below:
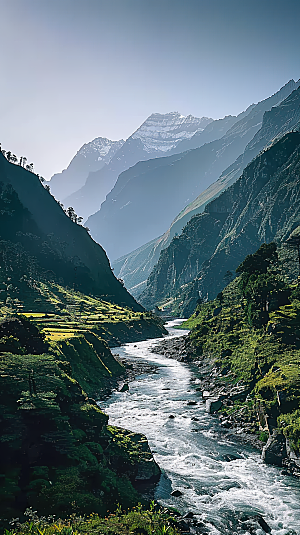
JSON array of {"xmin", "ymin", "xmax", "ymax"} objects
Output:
[{"xmin": 2, "ymin": 281, "xmax": 147, "ymax": 343}]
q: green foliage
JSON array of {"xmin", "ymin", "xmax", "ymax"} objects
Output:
[
  {"xmin": 3, "ymin": 504, "xmax": 181, "ymax": 535},
  {"xmin": 184, "ymin": 243, "xmax": 300, "ymax": 451}
]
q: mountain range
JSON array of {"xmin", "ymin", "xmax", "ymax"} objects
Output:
[
  {"xmin": 51, "ymin": 112, "xmax": 212, "ymax": 220},
  {"xmin": 111, "ymin": 79, "xmax": 300, "ymax": 296},
  {"xmin": 140, "ymin": 126, "xmax": 300, "ymax": 316},
  {"xmin": 49, "ymin": 137, "xmax": 124, "ymax": 201}
]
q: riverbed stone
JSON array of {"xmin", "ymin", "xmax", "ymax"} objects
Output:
[
  {"xmin": 262, "ymin": 430, "xmax": 287, "ymax": 467},
  {"xmin": 171, "ymin": 489, "xmax": 183, "ymax": 497},
  {"xmin": 206, "ymin": 398, "xmax": 223, "ymax": 414}
]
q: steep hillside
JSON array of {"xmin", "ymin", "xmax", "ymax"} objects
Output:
[
  {"xmin": 0, "ymin": 316, "xmax": 161, "ymax": 520},
  {"xmin": 0, "ymin": 153, "xmax": 142, "ymax": 311},
  {"xmin": 49, "ymin": 137, "xmax": 124, "ymax": 201},
  {"xmin": 140, "ymin": 132, "xmax": 300, "ymax": 316},
  {"xmin": 63, "ymin": 113, "xmax": 212, "ymax": 219},
  {"xmin": 111, "ymin": 80, "xmax": 299, "ymax": 293},
  {"xmin": 180, "ymin": 244, "xmax": 300, "ymax": 473}
]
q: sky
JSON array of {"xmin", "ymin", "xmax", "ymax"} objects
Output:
[{"xmin": 0, "ymin": 0, "xmax": 300, "ymax": 179}]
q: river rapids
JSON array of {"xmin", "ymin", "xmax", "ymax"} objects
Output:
[{"xmin": 101, "ymin": 320, "xmax": 300, "ymax": 535}]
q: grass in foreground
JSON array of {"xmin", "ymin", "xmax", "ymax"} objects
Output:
[{"xmin": 4, "ymin": 503, "xmax": 181, "ymax": 535}]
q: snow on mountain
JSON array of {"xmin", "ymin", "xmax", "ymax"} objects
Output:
[
  {"xmin": 49, "ymin": 137, "xmax": 124, "ymax": 201},
  {"xmin": 131, "ymin": 112, "xmax": 212, "ymax": 153},
  {"xmin": 77, "ymin": 137, "xmax": 124, "ymax": 162}
]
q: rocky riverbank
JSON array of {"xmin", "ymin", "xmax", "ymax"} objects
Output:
[{"xmin": 151, "ymin": 334, "xmax": 300, "ymax": 477}]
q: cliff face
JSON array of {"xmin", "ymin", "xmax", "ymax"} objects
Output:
[
  {"xmin": 0, "ymin": 153, "xmax": 142, "ymax": 311},
  {"xmin": 140, "ymin": 132, "xmax": 300, "ymax": 316},
  {"xmin": 111, "ymin": 80, "xmax": 300, "ymax": 294}
]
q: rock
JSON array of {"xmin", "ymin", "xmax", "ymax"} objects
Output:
[
  {"xmin": 191, "ymin": 416, "xmax": 199, "ymax": 421},
  {"xmin": 169, "ymin": 414, "xmax": 175, "ymax": 419},
  {"xmin": 202, "ymin": 390, "xmax": 211, "ymax": 399},
  {"xmin": 120, "ymin": 383, "xmax": 129, "ymax": 392},
  {"xmin": 183, "ymin": 512, "xmax": 194, "ymax": 519},
  {"xmin": 171, "ymin": 489, "xmax": 183, "ymax": 497},
  {"xmin": 222, "ymin": 453, "xmax": 242, "ymax": 462},
  {"xmin": 177, "ymin": 520, "xmax": 190, "ymax": 532},
  {"xmin": 187, "ymin": 400, "xmax": 197, "ymax": 406},
  {"xmin": 229, "ymin": 386, "xmax": 248, "ymax": 402},
  {"xmin": 220, "ymin": 420, "xmax": 231, "ymax": 428},
  {"xmin": 205, "ymin": 398, "xmax": 223, "ymax": 414},
  {"xmin": 219, "ymin": 481, "xmax": 241, "ymax": 491},
  {"xmin": 241, "ymin": 513, "xmax": 271, "ymax": 534},
  {"xmin": 262, "ymin": 430, "xmax": 287, "ymax": 467}
]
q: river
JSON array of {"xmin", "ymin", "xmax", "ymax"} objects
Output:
[{"xmin": 101, "ymin": 320, "xmax": 300, "ymax": 535}]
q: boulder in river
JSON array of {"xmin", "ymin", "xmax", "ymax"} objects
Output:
[
  {"xmin": 120, "ymin": 383, "xmax": 129, "ymax": 392},
  {"xmin": 262, "ymin": 430, "xmax": 287, "ymax": 466},
  {"xmin": 171, "ymin": 489, "xmax": 183, "ymax": 497},
  {"xmin": 240, "ymin": 512, "xmax": 271, "ymax": 533}
]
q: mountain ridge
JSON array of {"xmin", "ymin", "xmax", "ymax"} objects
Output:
[
  {"xmin": 111, "ymin": 79, "xmax": 300, "ymax": 294},
  {"xmin": 139, "ymin": 131, "xmax": 300, "ymax": 316},
  {"xmin": 62, "ymin": 112, "xmax": 213, "ymax": 219}
]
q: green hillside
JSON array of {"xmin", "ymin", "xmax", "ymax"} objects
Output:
[
  {"xmin": 0, "ymin": 153, "xmax": 142, "ymax": 311},
  {"xmin": 140, "ymin": 131, "xmax": 300, "ymax": 316},
  {"xmin": 182, "ymin": 243, "xmax": 300, "ymax": 460}
]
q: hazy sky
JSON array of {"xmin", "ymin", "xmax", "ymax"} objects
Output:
[{"xmin": 1, "ymin": 0, "xmax": 300, "ymax": 179}]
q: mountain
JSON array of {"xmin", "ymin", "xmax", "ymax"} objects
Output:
[
  {"xmin": 0, "ymin": 152, "xmax": 142, "ymax": 311},
  {"xmin": 111, "ymin": 80, "xmax": 300, "ymax": 294},
  {"xmin": 49, "ymin": 137, "xmax": 124, "ymax": 203},
  {"xmin": 139, "ymin": 130, "xmax": 300, "ymax": 316},
  {"xmin": 63, "ymin": 112, "xmax": 213, "ymax": 219}
]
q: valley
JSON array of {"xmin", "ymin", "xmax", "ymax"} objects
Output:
[{"xmin": 2, "ymin": 72, "xmax": 300, "ymax": 535}]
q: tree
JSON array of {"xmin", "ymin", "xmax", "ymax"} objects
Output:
[
  {"xmin": 236, "ymin": 243, "xmax": 287, "ymax": 327},
  {"xmin": 66, "ymin": 206, "xmax": 77, "ymax": 223},
  {"xmin": 66, "ymin": 207, "xmax": 83, "ymax": 225}
]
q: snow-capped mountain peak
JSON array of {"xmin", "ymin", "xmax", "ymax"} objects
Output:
[
  {"xmin": 131, "ymin": 112, "xmax": 213, "ymax": 153},
  {"xmin": 78, "ymin": 137, "xmax": 125, "ymax": 163}
]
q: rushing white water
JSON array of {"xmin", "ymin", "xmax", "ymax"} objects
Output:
[{"xmin": 100, "ymin": 320, "xmax": 300, "ymax": 535}]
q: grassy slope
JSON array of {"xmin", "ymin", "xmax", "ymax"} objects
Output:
[
  {"xmin": 1, "ymin": 281, "xmax": 166, "ymax": 396},
  {"xmin": 182, "ymin": 277, "xmax": 300, "ymax": 451}
]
